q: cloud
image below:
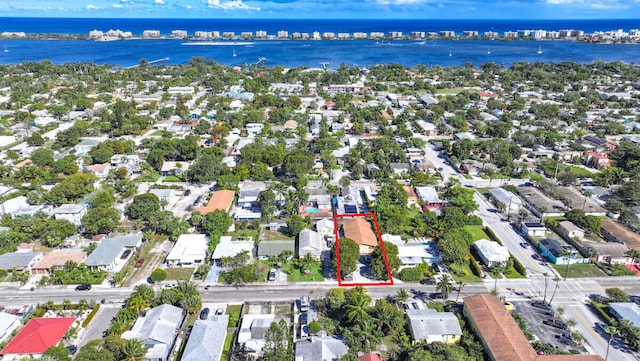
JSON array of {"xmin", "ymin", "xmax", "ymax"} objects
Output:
[
  {"xmin": 207, "ymin": 0, "xmax": 261, "ymax": 10},
  {"xmin": 545, "ymin": 0, "xmax": 632, "ymax": 8},
  {"xmin": 376, "ymin": 0, "xmax": 430, "ymax": 4},
  {"xmin": 113, "ymin": 3, "xmax": 123, "ymax": 7},
  {"xmin": 86, "ymin": 4, "xmax": 99, "ymax": 9},
  {"xmin": 155, "ymin": 0, "xmax": 165, "ymax": 3}
]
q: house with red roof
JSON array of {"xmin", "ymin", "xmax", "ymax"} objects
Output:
[
  {"xmin": 0, "ymin": 317, "xmax": 75, "ymax": 358},
  {"xmin": 583, "ymin": 151, "xmax": 611, "ymax": 169},
  {"xmin": 359, "ymin": 353, "xmax": 385, "ymax": 361}
]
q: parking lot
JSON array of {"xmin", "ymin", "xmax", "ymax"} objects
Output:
[{"xmin": 512, "ymin": 301, "xmax": 586, "ymax": 354}]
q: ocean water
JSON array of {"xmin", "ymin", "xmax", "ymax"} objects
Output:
[{"xmin": 1, "ymin": 18, "xmax": 639, "ymax": 67}]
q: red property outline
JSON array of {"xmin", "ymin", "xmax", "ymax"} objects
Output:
[{"xmin": 333, "ymin": 213, "xmax": 394, "ymax": 287}]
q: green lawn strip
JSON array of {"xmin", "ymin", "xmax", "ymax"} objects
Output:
[
  {"xmin": 464, "ymin": 225, "xmax": 490, "ymax": 242},
  {"xmin": 162, "ymin": 175, "xmax": 183, "ymax": 182},
  {"xmin": 504, "ymin": 266, "xmax": 526, "ymax": 279},
  {"xmin": 226, "ymin": 304, "xmax": 243, "ymax": 328},
  {"xmin": 221, "ymin": 333, "xmax": 234, "ymax": 361},
  {"xmin": 165, "ymin": 267, "xmax": 194, "ymax": 280},
  {"xmin": 551, "ymin": 263, "xmax": 606, "ymax": 278},
  {"xmin": 261, "ymin": 230, "xmax": 295, "ymax": 241},
  {"xmin": 448, "ymin": 262, "xmax": 482, "ymax": 283}
]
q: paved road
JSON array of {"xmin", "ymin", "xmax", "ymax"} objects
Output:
[{"xmin": 78, "ymin": 304, "xmax": 120, "ymax": 347}]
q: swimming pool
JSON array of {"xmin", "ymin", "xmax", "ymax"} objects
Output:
[{"xmin": 306, "ymin": 207, "xmax": 320, "ymax": 213}]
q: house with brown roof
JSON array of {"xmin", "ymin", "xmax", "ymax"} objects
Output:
[
  {"xmin": 342, "ymin": 218, "xmax": 378, "ymax": 255},
  {"xmin": 463, "ymin": 294, "xmax": 603, "ymax": 361},
  {"xmin": 85, "ymin": 163, "xmax": 111, "ymax": 179},
  {"xmin": 197, "ymin": 190, "xmax": 235, "ymax": 215},
  {"xmin": 32, "ymin": 249, "xmax": 87, "ymax": 275},
  {"xmin": 601, "ymin": 219, "xmax": 640, "ymax": 251}
]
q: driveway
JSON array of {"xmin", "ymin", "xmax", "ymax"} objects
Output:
[{"xmin": 78, "ymin": 304, "xmax": 120, "ymax": 346}]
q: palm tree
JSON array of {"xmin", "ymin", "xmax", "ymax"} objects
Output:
[
  {"xmin": 489, "ymin": 262, "xmax": 506, "ymax": 294},
  {"xmin": 394, "ymin": 288, "xmax": 409, "ymax": 306},
  {"xmin": 132, "ymin": 284, "xmax": 155, "ymax": 302},
  {"xmin": 626, "ymin": 249, "xmax": 640, "ymax": 265},
  {"xmin": 78, "ymin": 299, "xmax": 89, "ymax": 312},
  {"xmin": 301, "ymin": 253, "xmax": 314, "ymax": 273},
  {"xmin": 344, "ymin": 287, "xmax": 371, "ymax": 324},
  {"xmin": 122, "ymin": 338, "xmax": 147, "ymax": 361},
  {"xmin": 62, "ymin": 298, "xmax": 71, "ymax": 310},
  {"xmin": 128, "ymin": 295, "xmax": 149, "ymax": 316},
  {"xmin": 542, "ymin": 272, "xmax": 550, "ymax": 304},
  {"xmin": 436, "ymin": 274, "xmax": 454, "ymax": 299},
  {"xmin": 455, "ymin": 281, "xmax": 467, "ymax": 303},
  {"xmin": 604, "ymin": 326, "xmax": 619, "ymax": 361},
  {"xmin": 548, "ymin": 277, "xmax": 562, "ymax": 304}
]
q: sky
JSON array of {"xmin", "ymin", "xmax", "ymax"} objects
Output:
[{"xmin": 0, "ymin": 0, "xmax": 639, "ymax": 19}]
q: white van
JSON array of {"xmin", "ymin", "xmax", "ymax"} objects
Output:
[{"xmin": 299, "ymin": 296, "xmax": 309, "ymax": 312}]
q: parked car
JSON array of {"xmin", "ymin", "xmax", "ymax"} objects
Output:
[
  {"xmin": 429, "ymin": 292, "xmax": 444, "ymax": 299},
  {"xmin": 420, "ymin": 278, "xmax": 436, "ymax": 285},
  {"xmin": 120, "ymin": 250, "xmax": 131, "ymax": 259},
  {"xmin": 184, "ymin": 189, "xmax": 191, "ymax": 196},
  {"xmin": 532, "ymin": 301, "xmax": 552, "ymax": 310},
  {"xmin": 299, "ymin": 313, "xmax": 308, "ymax": 325},
  {"xmin": 543, "ymin": 319, "xmax": 569, "ymax": 330},
  {"xmin": 199, "ymin": 308, "xmax": 210, "ymax": 320},
  {"xmin": 520, "ymin": 242, "xmax": 530, "ymax": 248},
  {"xmin": 556, "ymin": 333, "xmax": 579, "ymax": 345},
  {"xmin": 532, "ymin": 254, "xmax": 542, "ymax": 261},
  {"xmin": 134, "ymin": 258, "xmax": 144, "ymax": 268},
  {"xmin": 215, "ymin": 308, "xmax": 224, "ymax": 315},
  {"xmin": 268, "ymin": 269, "xmax": 277, "ymax": 281},
  {"xmin": 66, "ymin": 346, "xmax": 77, "ymax": 355},
  {"xmin": 75, "ymin": 283, "xmax": 91, "ymax": 291}
]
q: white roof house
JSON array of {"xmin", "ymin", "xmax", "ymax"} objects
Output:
[
  {"xmin": 488, "ymin": 188, "xmax": 523, "ymax": 214},
  {"xmin": 84, "ymin": 234, "xmax": 143, "ymax": 272},
  {"xmin": 53, "ymin": 203, "xmax": 88, "ymax": 226},
  {"xmin": 211, "ymin": 236, "xmax": 254, "ymax": 260},
  {"xmin": 238, "ymin": 314, "xmax": 276, "ymax": 352},
  {"xmin": 181, "ymin": 316, "xmax": 229, "ymax": 361},
  {"xmin": 473, "ymin": 239, "xmax": 510, "ymax": 267},
  {"xmin": 166, "ymin": 234, "xmax": 209, "ymax": 266},
  {"xmin": 315, "ymin": 218, "xmax": 335, "ymax": 236},
  {"xmin": 294, "ymin": 331, "xmax": 349, "ymax": 361},
  {"xmin": 298, "ymin": 229, "xmax": 327, "ymax": 260},
  {"xmin": 385, "ymin": 237, "xmax": 441, "ymax": 266},
  {"xmin": 0, "ymin": 312, "xmax": 22, "ymax": 344},
  {"xmin": 415, "ymin": 186, "xmax": 441, "ymax": 204},
  {"xmin": 406, "ymin": 309, "xmax": 462, "ymax": 344},
  {"xmin": 122, "ymin": 304, "xmax": 184, "ymax": 361}
]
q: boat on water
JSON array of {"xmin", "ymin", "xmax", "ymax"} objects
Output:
[
  {"xmin": 537, "ymin": 45, "xmax": 542, "ymax": 54},
  {"xmin": 487, "ymin": 48, "xmax": 491, "ymax": 55},
  {"xmin": 375, "ymin": 40, "xmax": 392, "ymax": 46},
  {"xmin": 233, "ymin": 48, "xmax": 236, "ymax": 57},
  {"xmin": 182, "ymin": 41, "xmax": 254, "ymax": 46},
  {"xmin": 449, "ymin": 50, "xmax": 452, "ymax": 57},
  {"xmin": 3, "ymin": 46, "xmax": 8, "ymax": 53}
]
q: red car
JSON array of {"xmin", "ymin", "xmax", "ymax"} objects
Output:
[{"xmin": 134, "ymin": 258, "xmax": 144, "ymax": 268}]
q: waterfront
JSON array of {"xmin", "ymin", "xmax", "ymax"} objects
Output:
[{"xmin": 1, "ymin": 37, "xmax": 639, "ymax": 68}]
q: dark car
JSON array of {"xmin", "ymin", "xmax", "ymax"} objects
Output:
[
  {"xmin": 299, "ymin": 313, "xmax": 308, "ymax": 325},
  {"xmin": 543, "ymin": 319, "xmax": 568, "ymax": 330},
  {"xmin": 420, "ymin": 278, "xmax": 436, "ymax": 285},
  {"xmin": 532, "ymin": 301, "xmax": 552, "ymax": 310},
  {"xmin": 520, "ymin": 242, "xmax": 530, "ymax": 248},
  {"xmin": 532, "ymin": 254, "xmax": 542, "ymax": 261},
  {"xmin": 429, "ymin": 292, "xmax": 444, "ymax": 299},
  {"xmin": 120, "ymin": 250, "xmax": 131, "ymax": 259},
  {"xmin": 66, "ymin": 345, "xmax": 78, "ymax": 355},
  {"xmin": 184, "ymin": 189, "xmax": 191, "ymax": 196},
  {"xmin": 193, "ymin": 196, "xmax": 202, "ymax": 206},
  {"xmin": 199, "ymin": 308, "xmax": 210, "ymax": 320},
  {"xmin": 75, "ymin": 283, "xmax": 91, "ymax": 291},
  {"xmin": 134, "ymin": 258, "xmax": 144, "ymax": 268},
  {"xmin": 556, "ymin": 333, "xmax": 579, "ymax": 345}
]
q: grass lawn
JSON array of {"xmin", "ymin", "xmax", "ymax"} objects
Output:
[
  {"xmin": 261, "ymin": 229, "xmax": 294, "ymax": 241},
  {"xmin": 221, "ymin": 333, "xmax": 234, "ymax": 361},
  {"xmin": 435, "ymin": 88, "xmax": 468, "ymax": 95},
  {"xmin": 449, "ymin": 262, "xmax": 482, "ymax": 283},
  {"xmin": 551, "ymin": 263, "xmax": 606, "ymax": 278},
  {"xmin": 463, "ymin": 174, "xmax": 473, "ymax": 179},
  {"xmin": 165, "ymin": 267, "xmax": 194, "ymax": 280},
  {"xmin": 529, "ymin": 173, "xmax": 545, "ymax": 183},
  {"xmin": 137, "ymin": 170, "xmax": 161, "ymax": 182},
  {"xmin": 162, "ymin": 175, "xmax": 183, "ymax": 182},
  {"xmin": 464, "ymin": 226, "xmax": 490, "ymax": 242},
  {"xmin": 226, "ymin": 229, "xmax": 260, "ymax": 242},
  {"xmin": 284, "ymin": 261, "xmax": 325, "ymax": 282},
  {"xmin": 226, "ymin": 304, "xmax": 243, "ymax": 327},
  {"xmin": 504, "ymin": 266, "xmax": 526, "ymax": 279}
]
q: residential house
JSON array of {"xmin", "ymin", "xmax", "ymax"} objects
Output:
[
  {"xmin": 557, "ymin": 221, "xmax": 585, "ymax": 240},
  {"xmin": 463, "ymin": 294, "xmax": 605, "ymax": 361},
  {"xmin": 539, "ymin": 238, "xmax": 584, "ymax": 265},
  {"xmin": 315, "ymin": 218, "xmax": 335, "ymax": 236},
  {"xmin": 0, "ymin": 313, "xmax": 21, "ymax": 345},
  {"xmin": 0, "ymin": 250, "xmax": 42, "ymax": 272},
  {"xmin": 415, "ymin": 186, "xmax": 445, "ymax": 210},
  {"xmin": 384, "ymin": 236, "xmax": 441, "ymax": 267},
  {"xmin": 83, "ymin": 233, "xmax": 143, "ymax": 272},
  {"xmin": 591, "ymin": 241, "xmax": 633, "ymax": 265},
  {"xmin": 390, "ymin": 162, "xmax": 411, "ymax": 176},
  {"xmin": 160, "ymin": 161, "xmax": 190, "ymax": 176},
  {"xmin": 110, "ymin": 154, "xmax": 141, "ymax": 175},
  {"xmin": 197, "ymin": 190, "xmax": 235, "ymax": 215},
  {"xmin": 521, "ymin": 222, "xmax": 546, "ymax": 237},
  {"xmin": 85, "ymin": 163, "xmax": 111, "ymax": 179},
  {"xmin": 238, "ymin": 314, "xmax": 277, "ymax": 352},
  {"xmin": 601, "ymin": 219, "xmax": 640, "ymax": 251},
  {"xmin": 53, "ymin": 203, "xmax": 88, "ymax": 226},
  {"xmin": 0, "ymin": 318, "xmax": 75, "ymax": 359},
  {"xmin": 32, "ymin": 249, "xmax": 86, "ymax": 275},
  {"xmin": 294, "ymin": 330, "xmax": 349, "ymax": 361},
  {"xmin": 609, "ymin": 303, "xmax": 640, "ymax": 328},
  {"xmin": 122, "ymin": 304, "xmax": 184, "ymax": 361},
  {"xmin": 257, "ymin": 240, "xmax": 296, "ymax": 260},
  {"xmin": 0, "ymin": 196, "xmax": 52, "ymax": 218},
  {"xmin": 237, "ymin": 182, "xmax": 267, "ymax": 210},
  {"xmin": 181, "ymin": 316, "xmax": 229, "ymax": 361},
  {"xmin": 149, "ymin": 189, "xmax": 175, "ymax": 203},
  {"xmin": 75, "ymin": 139, "xmax": 101, "ymax": 155},
  {"xmin": 488, "ymin": 188, "xmax": 523, "ymax": 214},
  {"xmin": 211, "ymin": 236, "xmax": 254, "ymax": 262},
  {"xmin": 359, "ymin": 354, "xmax": 385, "ymax": 361},
  {"xmin": 342, "ymin": 218, "xmax": 379, "ymax": 255},
  {"xmin": 518, "ymin": 186, "xmax": 567, "ymax": 217},
  {"xmin": 404, "ymin": 186, "xmax": 418, "ymax": 207},
  {"xmin": 583, "ymin": 151, "xmax": 611, "ymax": 169},
  {"xmin": 166, "ymin": 234, "xmax": 208, "ymax": 267},
  {"xmin": 406, "ymin": 308, "xmax": 462, "ymax": 344},
  {"xmin": 298, "ymin": 229, "xmax": 327, "ymax": 260},
  {"xmin": 473, "ymin": 239, "xmax": 510, "ymax": 267}
]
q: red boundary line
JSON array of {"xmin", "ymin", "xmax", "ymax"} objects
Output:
[{"xmin": 333, "ymin": 213, "xmax": 394, "ymax": 287}]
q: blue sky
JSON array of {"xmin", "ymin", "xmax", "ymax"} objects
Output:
[{"xmin": 0, "ymin": 0, "xmax": 639, "ymax": 19}]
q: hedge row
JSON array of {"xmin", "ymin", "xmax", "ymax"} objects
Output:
[
  {"xmin": 484, "ymin": 227, "xmax": 502, "ymax": 245},
  {"xmin": 590, "ymin": 301, "xmax": 613, "ymax": 324},
  {"xmin": 399, "ymin": 267, "xmax": 423, "ymax": 282},
  {"xmin": 469, "ymin": 254, "xmax": 483, "ymax": 277},
  {"xmin": 512, "ymin": 255, "xmax": 527, "ymax": 276},
  {"xmin": 82, "ymin": 305, "xmax": 101, "ymax": 328}
]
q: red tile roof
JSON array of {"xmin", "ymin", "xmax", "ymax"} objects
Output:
[
  {"xmin": 197, "ymin": 190, "xmax": 235, "ymax": 215},
  {"xmin": 1, "ymin": 317, "xmax": 75, "ymax": 355},
  {"xmin": 359, "ymin": 353, "xmax": 385, "ymax": 361},
  {"xmin": 343, "ymin": 218, "xmax": 378, "ymax": 247}
]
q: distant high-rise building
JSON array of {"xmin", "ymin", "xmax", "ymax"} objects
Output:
[
  {"xmin": 240, "ymin": 32, "xmax": 253, "ymax": 38},
  {"xmin": 484, "ymin": 31, "xmax": 498, "ymax": 38},
  {"xmin": 312, "ymin": 31, "xmax": 321, "ymax": 40},
  {"xmin": 411, "ymin": 31, "xmax": 426, "ymax": 38},
  {"xmin": 503, "ymin": 31, "xmax": 519, "ymax": 38},
  {"xmin": 277, "ymin": 30, "xmax": 289, "ymax": 38},
  {"xmin": 171, "ymin": 30, "xmax": 187, "ymax": 38},
  {"xmin": 143, "ymin": 30, "xmax": 160, "ymax": 38},
  {"xmin": 370, "ymin": 32, "xmax": 385, "ymax": 38},
  {"xmin": 337, "ymin": 33, "xmax": 350, "ymax": 39},
  {"xmin": 222, "ymin": 32, "xmax": 235, "ymax": 38},
  {"xmin": 322, "ymin": 32, "xmax": 336, "ymax": 39},
  {"xmin": 353, "ymin": 32, "xmax": 368, "ymax": 39},
  {"xmin": 255, "ymin": 30, "xmax": 267, "ymax": 38},
  {"xmin": 463, "ymin": 31, "xmax": 478, "ymax": 37},
  {"xmin": 440, "ymin": 31, "xmax": 455, "ymax": 37},
  {"xmin": 88, "ymin": 30, "xmax": 103, "ymax": 39},
  {"xmin": 389, "ymin": 31, "xmax": 403, "ymax": 38}
]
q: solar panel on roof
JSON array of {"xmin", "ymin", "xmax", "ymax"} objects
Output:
[{"xmin": 344, "ymin": 205, "xmax": 357, "ymax": 214}]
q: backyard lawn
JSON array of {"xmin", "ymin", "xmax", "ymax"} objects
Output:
[
  {"xmin": 449, "ymin": 262, "xmax": 482, "ymax": 283},
  {"xmin": 284, "ymin": 261, "xmax": 325, "ymax": 282},
  {"xmin": 162, "ymin": 175, "xmax": 183, "ymax": 182},
  {"xmin": 225, "ymin": 304, "xmax": 243, "ymax": 327},
  {"xmin": 551, "ymin": 263, "xmax": 606, "ymax": 278},
  {"xmin": 165, "ymin": 267, "xmax": 195, "ymax": 281},
  {"xmin": 464, "ymin": 226, "xmax": 490, "ymax": 242},
  {"xmin": 261, "ymin": 229, "xmax": 295, "ymax": 241}
]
